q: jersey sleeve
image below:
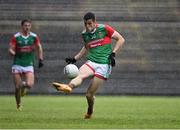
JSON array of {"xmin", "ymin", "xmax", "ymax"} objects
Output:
[
  {"xmin": 9, "ymin": 36, "xmax": 16, "ymax": 46},
  {"xmin": 35, "ymin": 35, "xmax": 41, "ymax": 46},
  {"xmin": 105, "ymin": 24, "xmax": 115, "ymax": 37}
]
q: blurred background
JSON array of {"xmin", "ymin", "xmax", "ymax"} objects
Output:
[{"xmin": 0, "ymin": 0, "xmax": 179, "ymax": 95}]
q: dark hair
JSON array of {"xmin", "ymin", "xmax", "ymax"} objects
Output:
[
  {"xmin": 21, "ymin": 19, "xmax": 31, "ymax": 26},
  {"xmin": 83, "ymin": 12, "xmax": 95, "ymax": 21}
]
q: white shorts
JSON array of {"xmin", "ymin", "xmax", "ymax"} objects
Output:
[
  {"xmin": 85, "ymin": 60, "xmax": 112, "ymax": 80},
  {"xmin": 12, "ymin": 65, "xmax": 34, "ymax": 74}
]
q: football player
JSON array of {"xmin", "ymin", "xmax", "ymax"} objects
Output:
[
  {"xmin": 52, "ymin": 12, "xmax": 125, "ymax": 119},
  {"xmin": 9, "ymin": 19, "xmax": 44, "ymax": 110}
]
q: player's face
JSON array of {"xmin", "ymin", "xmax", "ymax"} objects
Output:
[
  {"xmin": 22, "ymin": 22, "xmax": 31, "ymax": 34},
  {"xmin": 84, "ymin": 19, "xmax": 96, "ymax": 32}
]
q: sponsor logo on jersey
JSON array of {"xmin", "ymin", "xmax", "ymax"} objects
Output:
[{"xmin": 88, "ymin": 38, "xmax": 104, "ymax": 48}]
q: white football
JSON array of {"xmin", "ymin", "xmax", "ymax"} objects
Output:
[{"xmin": 64, "ymin": 64, "xmax": 79, "ymax": 79}]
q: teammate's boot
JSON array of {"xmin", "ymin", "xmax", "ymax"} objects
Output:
[
  {"xmin": 17, "ymin": 104, "xmax": 22, "ymax": 111},
  {"xmin": 21, "ymin": 86, "xmax": 27, "ymax": 97},
  {"xmin": 52, "ymin": 82, "xmax": 72, "ymax": 93},
  {"xmin": 84, "ymin": 113, "xmax": 92, "ymax": 119},
  {"xmin": 21, "ymin": 81, "xmax": 28, "ymax": 97}
]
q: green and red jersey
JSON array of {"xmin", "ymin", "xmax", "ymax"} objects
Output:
[
  {"xmin": 81, "ymin": 24, "xmax": 115, "ymax": 64},
  {"xmin": 10, "ymin": 32, "xmax": 40, "ymax": 67}
]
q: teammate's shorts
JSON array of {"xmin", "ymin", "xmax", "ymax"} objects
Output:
[
  {"xmin": 85, "ymin": 60, "xmax": 112, "ymax": 80},
  {"xmin": 12, "ymin": 65, "xmax": 34, "ymax": 74}
]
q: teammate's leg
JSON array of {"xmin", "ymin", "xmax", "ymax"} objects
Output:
[
  {"xmin": 24, "ymin": 72, "xmax": 34, "ymax": 88},
  {"xmin": 21, "ymin": 72, "xmax": 34, "ymax": 96},
  {"xmin": 84, "ymin": 76, "xmax": 104, "ymax": 119},
  {"xmin": 52, "ymin": 64, "xmax": 94, "ymax": 93},
  {"xmin": 13, "ymin": 73, "xmax": 22, "ymax": 110}
]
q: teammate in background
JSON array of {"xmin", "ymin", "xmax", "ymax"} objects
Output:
[
  {"xmin": 8, "ymin": 19, "xmax": 44, "ymax": 111},
  {"xmin": 52, "ymin": 12, "xmax": 125, "ymax": 119}
]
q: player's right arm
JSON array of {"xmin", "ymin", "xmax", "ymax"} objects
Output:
[
  {"xmin": 74, "ymin": 46, "xmax": 87, "ymax": 60},
  {"xmin": 8, "ymin": 36, "xmax": 16, "ymax": 56},
  {"xmin": 65, "ymin": 46, "xmax": 87, "ymax": 64}
]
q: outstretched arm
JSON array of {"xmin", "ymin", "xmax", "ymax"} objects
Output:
[
  {"xmin": 65, "ymin": 46, "xmax": 87, "ymax": 64},
  {"xmin": 74, "ymin": 46, "xmax": 87, "ymax": 60}
]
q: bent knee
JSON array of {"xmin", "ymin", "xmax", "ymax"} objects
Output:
[{"xmin": 26, "ymin": 82, "xmax": 34, "ymax": 88}]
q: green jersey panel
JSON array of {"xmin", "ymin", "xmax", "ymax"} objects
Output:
[
  {"xmin": 87, "ymin": 44, "xmax": 112, "ymax": 64},
  {"xmin": 11, "ymin": 32, "xmax": 39, "ymax": 67},
  {"xmin": 82, "ymin": 24, "xmax": 115, "ymax": 64}
]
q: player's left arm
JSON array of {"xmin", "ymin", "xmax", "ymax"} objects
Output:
[
  {"xmin": 109, "ymin": 31, "xmax": 125, "ymax": 67},
  {"xmin": 105, "ymin": 24, "xmax": 125, "ymax": 67},
  {"xmin": 105, "ymin": 24, "xmax": 125, "ymax": 53},
  {"xmin": 37, "ymin": 43, "xmax": 43, "ymax": 60},
  {"xmin": 35, "ymin": 35, "xmax": 44, "ymax": 68},
  {"xmin": 35, "ymin": 35, "xmax": 43, "ymax": 60},
  {"xmin": 111, "ymin": 31, "xmax": 125, "ymax": 53}
]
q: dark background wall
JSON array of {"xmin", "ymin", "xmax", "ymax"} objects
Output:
[{"xmin": 0, "ymin": 0, "xmax": 180, "ymax": 95}]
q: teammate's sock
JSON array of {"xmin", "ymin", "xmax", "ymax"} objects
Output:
[
  {"xmin": 17, "ymin": 104, "xmax": 22, "ymax": 111},
  {"xmin": 15, "ymin": 88, "xmax": 21, "ymax": 109},
  {"xmin": 21, "ymin": 81, "xmax": 29, "ymax": 97}
]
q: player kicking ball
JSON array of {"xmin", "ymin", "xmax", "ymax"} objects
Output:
[
  {"xmin": 52, "ymin": 12, "xmax": 125, "ymax": 119},
  {"xmin": 8, "ymin": 19, "xmax": 44, "ymax": 111}
]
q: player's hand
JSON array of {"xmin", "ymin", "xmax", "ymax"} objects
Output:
[
  {"xmin": 9, "ymin": 49, "xmax": 16, "ymax": 56},
  {"xmin": 109, "ymin": 52, "xmax": 116, "ymax": 67},
  {"xmin": 65, "ymin": 57, "xmax": 76, "ymax": 64},
  {"xmin": 38, "ymin": 59, "xmax": 44, "ymax": 68}
]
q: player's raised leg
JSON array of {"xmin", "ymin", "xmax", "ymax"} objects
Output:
[
  {"xmin": 52, "ymin": 63, "xmax": 94, "ymax": 93},
  {"xmin": 52, "ymin": 82, "xmax": 72, "ymax": 93},
  {"xmin": 84, "ymin": 76, "xmax": 104, "ymax": 119},
  {"xmin": 70, "ymin": 64, "xmax": 94, "ymax": 87}
]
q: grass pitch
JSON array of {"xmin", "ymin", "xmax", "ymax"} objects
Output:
[{"xmin": 0, "ymin": 95, "xmax": 180, "ymax": 129}]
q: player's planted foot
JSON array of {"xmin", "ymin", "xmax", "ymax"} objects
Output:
[
  {"xmin": 52, "ymin": 82, "xmax": 72, "ymax": 93},
  {"xmin": 84, "ymin": 106, "xmax": 93, "ymax": 119},
  {"xmin": 84, "ymin": 113, "xmax": 92, "ymax": 119}
]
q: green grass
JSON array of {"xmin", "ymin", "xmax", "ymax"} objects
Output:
[{"xmin": 0, "ymin": 95, "xmax": 180, "ymax": 129}]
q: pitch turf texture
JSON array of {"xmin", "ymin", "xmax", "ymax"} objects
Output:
[{"xmin": 0, "ymin": 95, "xmax": 179, "ymax": 129}]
